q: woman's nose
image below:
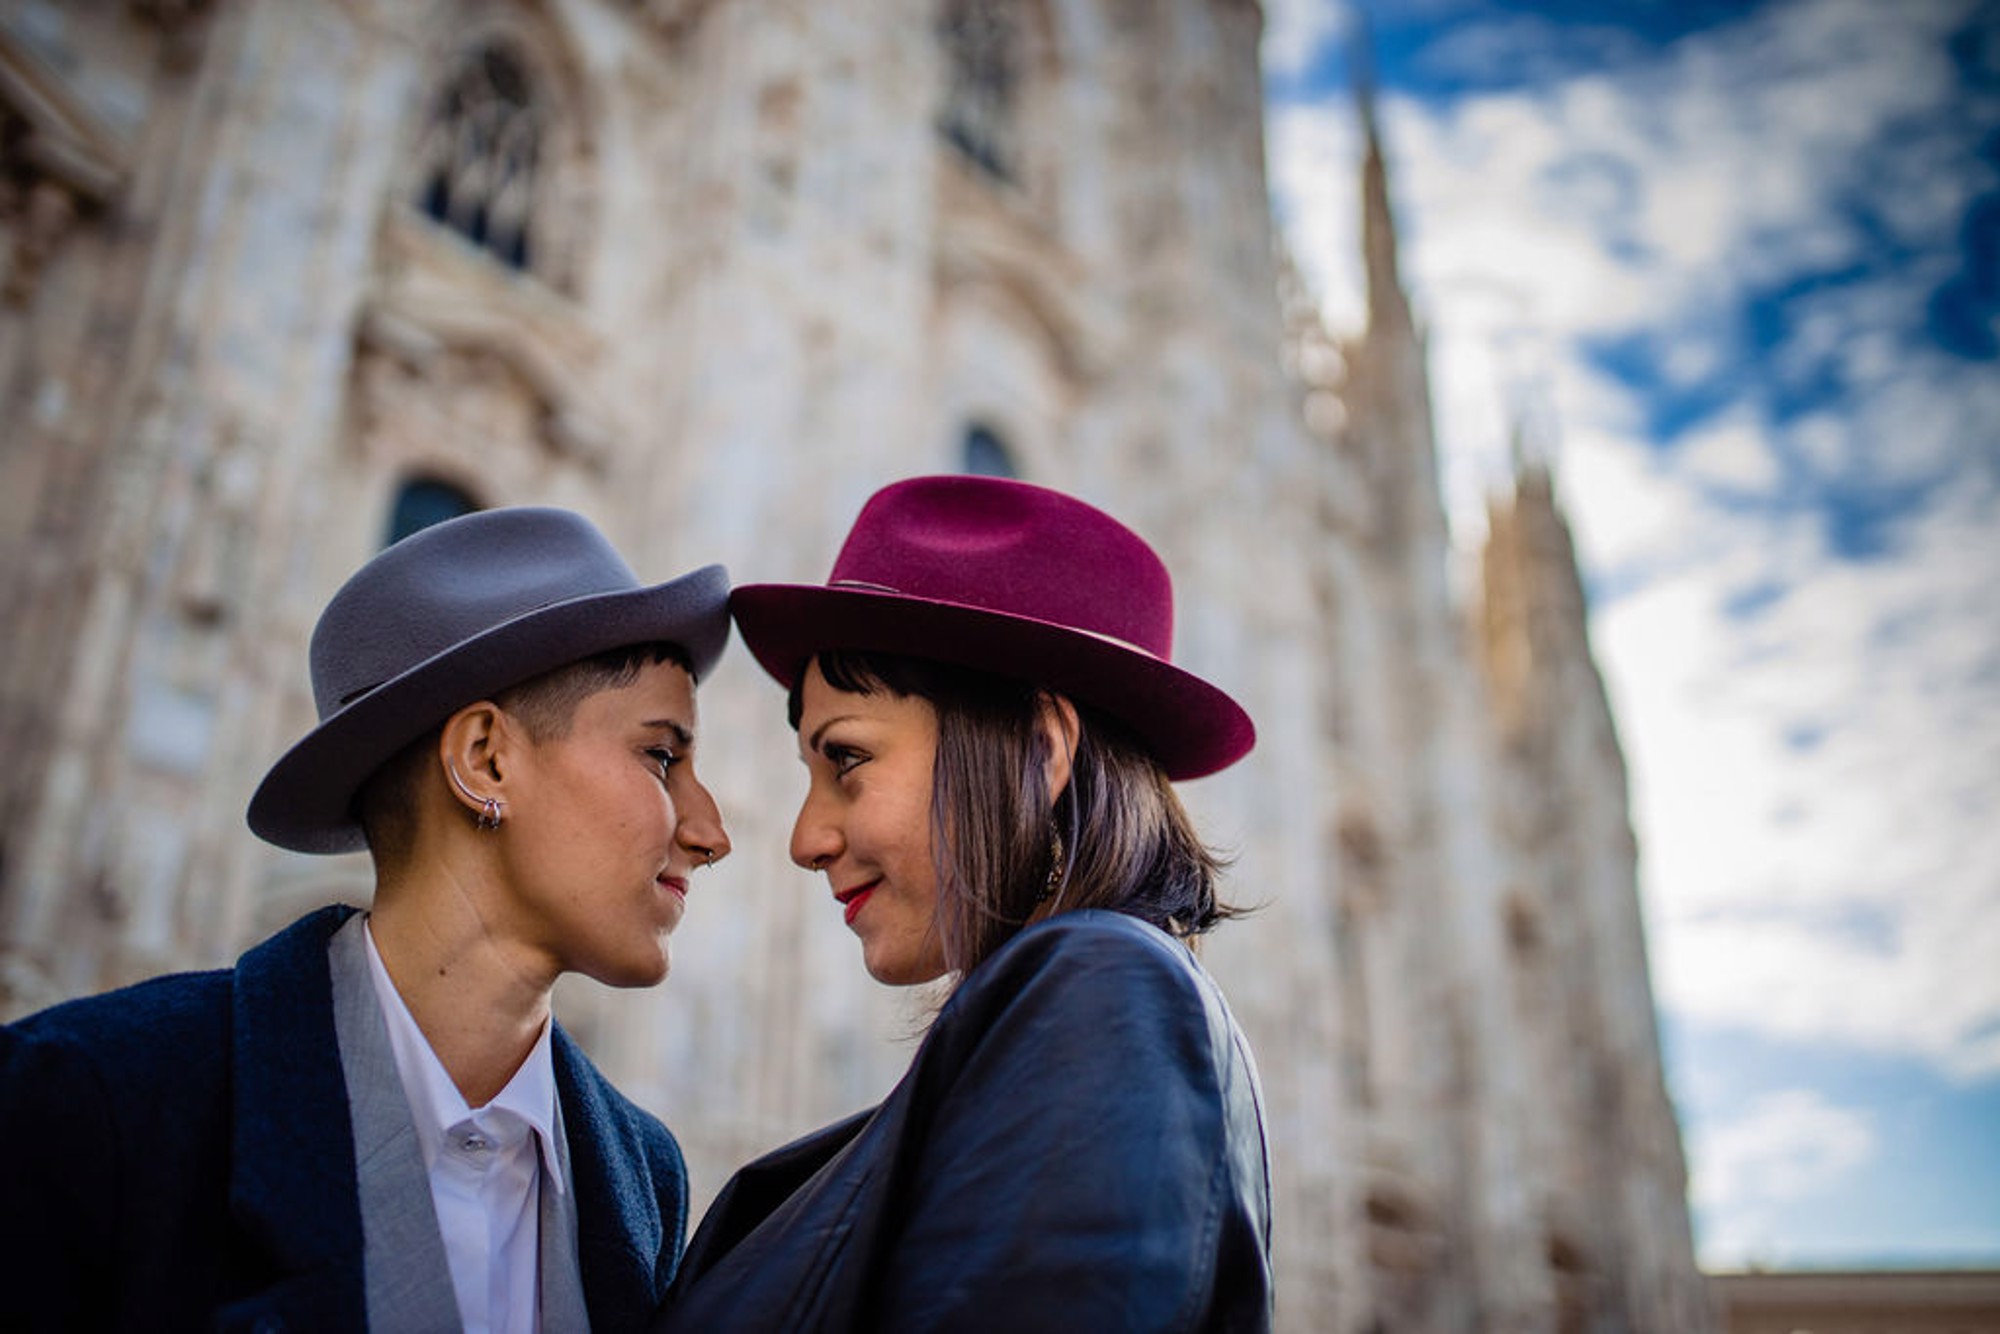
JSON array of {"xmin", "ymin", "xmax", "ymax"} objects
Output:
[{"xmin": 789, "ymin": 791, "xmax": 840, "ymax": 871}]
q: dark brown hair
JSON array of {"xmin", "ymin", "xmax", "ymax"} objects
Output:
[
  {"xmin": 791, "ymin": 650, "xmax": 1236, "ymax": 979},
  {"xmin": 356, "ymin": 640, "xmax": 694, "ymax": 864}
]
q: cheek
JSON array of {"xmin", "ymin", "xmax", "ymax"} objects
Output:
[
  {"xmin": 895, "ymin": 807, "xmax": 939, "ymax": 900},
  {"xmin": 618, "ymin": 786, "xmax": 672, "ymax": 846},
  {"xmin": 570, "ymin": 775, "xmax": 662, "ymax": 854}
]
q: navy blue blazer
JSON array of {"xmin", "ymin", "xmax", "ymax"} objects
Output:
[
  {"xmin": 657, "ymin": 911, "xmax": 1273, "ymax": 1333},
  {"xmin": 0, "ymin": 905, "xmax": 688, "ymax": 1333}
]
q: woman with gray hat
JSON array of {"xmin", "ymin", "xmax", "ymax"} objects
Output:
[
  {"xmin": 657, "ymin": 475, "xmax": 1273, "ymax": 1332},
  {"xmin": 0, "ymin": 506, "xmax": 731, "ymax": 1333}
]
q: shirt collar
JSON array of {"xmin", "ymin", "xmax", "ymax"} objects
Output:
[{"xmin": 361, "ymin": 916, "xmax": 567, "ymax": 1192}]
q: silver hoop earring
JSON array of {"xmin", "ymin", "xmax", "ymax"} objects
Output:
[{"xmin": 446, "ymin": 762, "xmax": 504, "ymax": 832}]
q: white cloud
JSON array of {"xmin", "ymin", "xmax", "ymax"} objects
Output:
[
  {"xmin": 1675, "ymin": 412, "xmax": 1783, "ymax": 494},
  {"xmin": 1694, "ymin": 1089, "xmax": 1875, "ymax": 1210},
  {"xmin": 1615, "ymin": 488, "xmax": 2000, "ymax": 1078},
  {"xmin": 1415, "ymin": 14, "xmax": 1647, "ymax": 88},
  {"xmin": 1260, "ymin": 0, "xmax": 1351, "ymax": 83},
  {"xmin": 1691, "ymin": 1088, "xmax": 1877, "ymax": 1267},
  {"xmin": 1266, "ymin": 102, "xmax": 1365, "ymax": 334},
  {"xmin": 1268, "ymin": 0, "xmax": 2000, "ymax": 1078}
]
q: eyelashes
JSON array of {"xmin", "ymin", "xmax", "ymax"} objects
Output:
[{"xmin": 821, "ymin": 742, "xmax": 866, "ymax": 777}]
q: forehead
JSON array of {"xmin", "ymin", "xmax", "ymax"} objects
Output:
[
  {"xmin": 577, "ymin": 658, "xmax": 698, "ymax": 728},
  {"xmin": 796, "ymin": 661, "xmax": 936, "ymax": 735}
]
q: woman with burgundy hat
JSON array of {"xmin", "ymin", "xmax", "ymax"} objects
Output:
[
  {"xmin": 658, "ymin": 476, "xmax": 1273, "ymax": 1332},
  {"xmin": 1, "ymin": 507, "xmax": 731, "ymax": 1333}
]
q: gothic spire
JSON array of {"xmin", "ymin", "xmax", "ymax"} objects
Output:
[{"xmin": 1353, "ymin": 25, "xmax": 1412, "ymax": 336}]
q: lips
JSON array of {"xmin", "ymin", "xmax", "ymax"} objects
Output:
[
  {"xmin": 658, "ymin": 875, "xmax": 689, "ymax": 903},
  {"xmin": 834, "ymin": 880, "xmax": 878, "ymax": 927}
]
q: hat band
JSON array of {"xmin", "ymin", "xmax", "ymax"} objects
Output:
[{"xmin": 825, "ymin": 579, "xmax": 1167, "ymax": 664}]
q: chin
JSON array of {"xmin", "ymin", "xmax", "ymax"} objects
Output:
[
  {"xmin": 864, "ymin": 952, "xmax": 947, "ymax": 988},
  {"xmin": 594, "ymin": 947, "xmax": 671, "ymax": 990}
]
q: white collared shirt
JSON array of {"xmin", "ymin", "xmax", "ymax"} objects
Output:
[{"xmin": 363, "ymin": 919, "xmax": 565, "ymax": 1334}]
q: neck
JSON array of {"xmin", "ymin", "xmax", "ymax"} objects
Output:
[{"xmin": 367, "ymin": 866, "xmax": 555, "ymax": 1108}]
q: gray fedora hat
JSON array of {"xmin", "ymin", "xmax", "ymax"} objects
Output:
[{"xmin": 248, "ymin": 506, "xmax": 729, "ymax": 855}]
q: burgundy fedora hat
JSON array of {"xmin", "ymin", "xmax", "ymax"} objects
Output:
[
  {"xmin": 730, "ymin": 476, "xmax": 1254, "ymax": 780},
  {"xmin": 248, "ymin": 506, "xmax": 730, "ymax": 855}
]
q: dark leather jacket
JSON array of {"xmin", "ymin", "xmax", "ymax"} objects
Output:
[{"xmin": 657, "ymin": 909, "xmax": 1273, "ymax": 1332}]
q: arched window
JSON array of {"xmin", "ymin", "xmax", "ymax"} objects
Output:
[
  {"xmin": 937, "ymin": 0, "xmax": 1022, "ymax": 182},
  {"xmin": 385, "ymin": 476, "xmax": 479, "ymax": 547},
  {"xmin": 412, "ymin": 43, "xmax": 544, "ymax": 272},
  {"xmin": 961, "ymin": 423, "xmax": 1016, "ymax": 477}
]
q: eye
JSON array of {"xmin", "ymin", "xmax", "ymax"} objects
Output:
[
  {"xmin": 821, "ymin": 742, "xmax": 866, "ymax": 778},
  {"xmin": 644, "ymin": 747, "xmax": 681, "ymax": 782}
]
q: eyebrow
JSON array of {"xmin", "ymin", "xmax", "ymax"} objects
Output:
[
  {"xmin": 804, "ymin": 715, "xmax": 860, "ymax": 755},
  {"xmin": 643, "ymin": 719, "xmax": 695, "ymax": 749}
]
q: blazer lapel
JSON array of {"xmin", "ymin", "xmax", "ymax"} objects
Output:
[
  {"xmin": 538, "ymin": 1088, "xmax": 592, "ymax": 1332},
  {"xmin": 326, "ymin": 912, "xmax": 462, "ymax": 1332}
]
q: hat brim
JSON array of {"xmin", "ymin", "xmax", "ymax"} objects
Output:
[
  {"xmin": 730, "ymin": 583, "xmax": 1254, "ymax": 781},
  {"xmin": 249, "ymin": 564, "xmax": 731, "ymax": 855}
]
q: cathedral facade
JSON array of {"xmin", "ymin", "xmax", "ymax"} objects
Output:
[{"xmin": 0, "ymin": 1, "xmax": 1711, "ymax": 1328}]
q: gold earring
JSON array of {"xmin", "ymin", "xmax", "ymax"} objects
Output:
[{"xmin": 1038, "ymin": 823, "xmax": 1065, "ymax": 904}]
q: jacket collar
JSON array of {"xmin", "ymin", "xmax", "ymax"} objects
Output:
[
  {"xmin": 225, "ymin": 904, "xmax": 676, "ymax": 1329},
  {"xmin": 554, "ymin": 1024, "xmax": 682, "ymax": 1326},
  {"xmin": 227, "ymin": 904, "xmax": 370, "ymax": 1324}
]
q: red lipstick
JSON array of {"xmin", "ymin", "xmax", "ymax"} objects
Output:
[{"xmin": 835, "ymin": 881, "xmax": 877, "ymax": 927}]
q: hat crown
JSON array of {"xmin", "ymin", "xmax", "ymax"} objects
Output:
[
  {"xmin": 730, "ymin": 476, "xmax": 1252, "ymax": 780},
  {"xmin": 828, "ymin": 477, "xmax": 1174, "ymax": 658},
  {"xmin": 309, "ymin": 507, "xmax": 639, "ymax": 721}
]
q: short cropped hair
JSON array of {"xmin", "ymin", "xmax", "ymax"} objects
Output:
[
  {"xmin": 356, "ymin": 641, "xmax": 694, "ymax": 866},
  {"xmin": 790, "ymin": 650, "xmax": 1236, "ymax": 980}
]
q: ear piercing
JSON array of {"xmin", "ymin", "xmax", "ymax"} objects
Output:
[{"xmin": 446, "ymin": 763, "xmax": 504, "ymax": 831}]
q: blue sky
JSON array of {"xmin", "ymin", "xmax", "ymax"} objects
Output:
[{"xmin": 1260, "ymin": 0, "xmax": 2000, "ymax": 1271}]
